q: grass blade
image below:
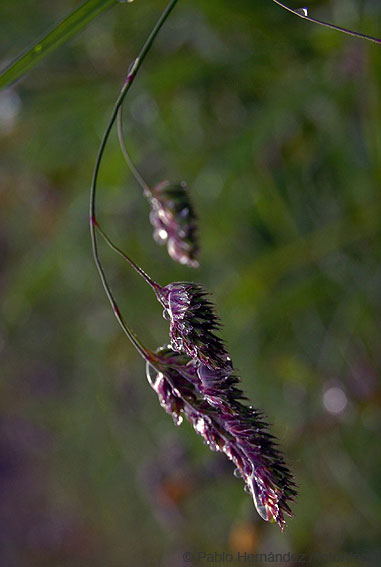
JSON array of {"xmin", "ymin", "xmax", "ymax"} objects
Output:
[{"xmin": 0, "ymin": 0, "xmax": 119, "ymax": 89}]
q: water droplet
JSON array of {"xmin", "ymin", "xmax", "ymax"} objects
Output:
[
  {"xmin": 296, "ymin": 7, "xmax": 308, "ymax": 17},
  {"xmin": 154, "ymin": 228, "xmax": 168, "ymax": 243},
  {"xmin": 173, "ymin": 414, "xmax": 183, "ymax": 426},
  {"xmin": 178, "ymin": 321, "xmax": 191, "ymax": 334},
  {"xmin": 244, "ymin": 484, "xmax": 251, "ymax": 494},
  {"xmin": 159, "ymin": 228, "xmax": 168, "ymax": 239},
  {"xmin": 194, "ymin": 417, "xmax": 205, "ymax": 434},
  {"xmin": 224, "ymin": 445, "xmax": 234, "ymax": 460},
  {"xmin": 145, "ymin": 362, "xmax": 157, "ymax": 386},
  {"xmin": 253, "ymin": 499, "xmax": 268, "ymax": 521},
  {"xmin": 248, "ymin": 476, "xmax": 270, "ymax": 522},
  {"xmin": 34, "ymin": 44, "xmax": 42, "ymax": 53},
  {"xmin": 233, "ymin": 468, "xmax": 242, "ymax": 478}
]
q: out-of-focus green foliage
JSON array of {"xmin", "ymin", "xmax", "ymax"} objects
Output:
[
  {"xmin": 0, "ymin": 0, "xmax": 118, "ymax": 89},
  {"xmin": 0, "ymin": 1, "xmax": 380, "ymax": 566}
]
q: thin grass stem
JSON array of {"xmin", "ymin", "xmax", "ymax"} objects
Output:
[
  {"xmin": 94, "ymin": 220, "xmax": 159, "ymax": 292},
  {"xmin": 117, "ymin": 105, "xmax": 152, "ymax": 197},
  {"xmin": 89, "ymin": 0, "xmax": 179, "ymax": 360},
  {"xmin": 272, "ymin": 0, "xmax": 381, "ymax": 44}
]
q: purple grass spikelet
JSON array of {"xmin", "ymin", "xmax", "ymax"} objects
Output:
[
  {"xmin": 149, "ymin": 181, "xmax": 199, "ymax": 268},
  {"xmin": 117, "ymin": 110, "xmax": 200, "ymax": 268},
  {"xmin": 146, "ymin": 346, "xmax": 297, "ymax": 530},
  {"xmin": 155, "ymin": 282, "xmax": 231, "ymax": 370}
]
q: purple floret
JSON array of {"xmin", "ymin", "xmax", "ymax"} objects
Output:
[{"xmin": 149, "ymin": 181, "xmax": 199, "ymax": 268}]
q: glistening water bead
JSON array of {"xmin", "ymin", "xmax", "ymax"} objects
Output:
[
  {"xmin": 250, "ymin": 476, "xmax": 270, "ymax": 522},
  {"xmin": 296, "ymin": 7, "xmax": 308, "ymax": 17}
]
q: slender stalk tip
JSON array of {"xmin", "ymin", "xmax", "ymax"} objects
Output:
[{"xmin": 272, "ymin": 0, "xmax": 381, "ymax": 45}]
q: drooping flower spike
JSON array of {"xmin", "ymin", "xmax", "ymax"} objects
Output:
[
  {"xmin": 150, "ymin": 282, "xmax": 297, "ymax": 529},
  {"xmin": 91, "ymin": 224, "xmax": 296, "ymax": 528},
  {"xmin": 147, "ymin": 346, "xmax": 297, "ymax": 530}
]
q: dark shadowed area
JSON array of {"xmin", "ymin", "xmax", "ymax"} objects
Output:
[{"xmin": 0, "ymin": 1, "xmax": 380, "ymax": 566}]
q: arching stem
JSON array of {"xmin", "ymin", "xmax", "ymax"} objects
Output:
[
  {"xmin": 89, "ymin": 0, "xmax": 179, "ymax": 360},
  {"xmin": 117, "ymin": 105, "xmax": 152, "ymax": 198},
  {"xmin": 94, "ymin": 219, "xmax": 160, "ymax": 293},
  {"xmin": 272, "ymin": 0, "xmax": 381, "ymax": 44}
]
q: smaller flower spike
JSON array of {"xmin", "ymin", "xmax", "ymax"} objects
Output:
[
  {"xmin": 117, "ymin": 108, "xmax": 200, "ymax": 268},
  {"xmin": 149, "ymin": 181, "xmax": 199, "ymax": 268},
  {"xmin": 146, "ymin": 346, "xmax": 297, "ymax": 530},
  {"xmin": 155, "ymin": 282, "xmax": 231, "ymax": 370}
]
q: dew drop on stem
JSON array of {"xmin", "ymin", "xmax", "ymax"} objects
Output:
[{"xmin": 296, "ymin": 7, "xmax": 308, "ymax": 17}]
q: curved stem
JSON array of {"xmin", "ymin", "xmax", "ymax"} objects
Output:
[
  {"xmin": 94, "ymin": 219, "xmax": 160, "ymax": 292},
  {"xmin": 117, "ymin": 105, "xmax": 152, "ymax": 197},
  {"xmin": 90, "ymin": 0, "xmax": 179, "ymax": 360},
  {"xmin": 90, "ymin": 218, "xmax": 151, "ymax": 360},
  {"xmin": 272, "ymin": 0, "xmax": 381, "ymax": 44}
]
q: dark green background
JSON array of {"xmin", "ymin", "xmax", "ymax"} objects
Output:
[{"xmin": 1, "ymin": 1, "xmax": 380, "ymax": 565}]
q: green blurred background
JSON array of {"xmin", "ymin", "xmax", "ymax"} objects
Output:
[{"xmin": 1, "ymin": 1, "xmax": 380, "ymax": 565}]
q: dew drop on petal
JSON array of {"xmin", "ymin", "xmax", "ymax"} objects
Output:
[
  {"xmin": 233, "ymin": 468, "xmax": 242, "ymax": 478},
  {"xmin": 154, "ymin": 228, "xmax": 168, "ymax": 244},
  {"xmin": 249, "ymin": 476, "xmax": 269, "ymax": 522},
  {"xmin": 173, "ymin": 414, "xmax": 183, "ymax": 426},
  {"xmin": 145, "ymin": 362, "xmax": 156, "ymax": 386},
  {"xmin": 253, "ymin": 497, "xmax": 268, "ymax": 522},
  {"xmin": 194, "ymin": 417, "xmax": 205, "ymax": 434}
]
